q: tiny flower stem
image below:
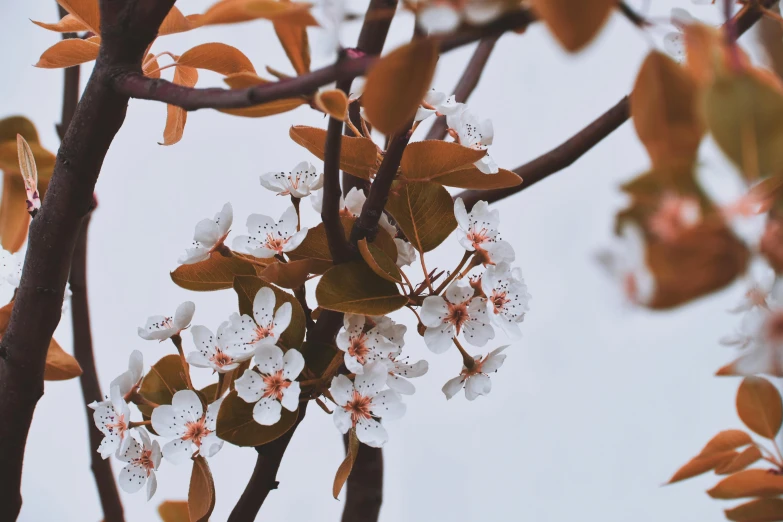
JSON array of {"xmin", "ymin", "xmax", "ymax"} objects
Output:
[
  {"xmin": 315, "ymin": 396, "xmax": 333, "ymax": 414},
  {"xmin": 171, "ymin": 334, "xmax": 195, "ymax": 391},
  {"xmin": 398, "ymin": 268, "xmax": 414, "ymax": 290},
  {"xmin": 345, "ymin": 119, "xmax": 364, "ymax": 138},
  {"xmin": 215, "ymin": 373, "xmax": 225, "ymax": 402},
  {"xmin": 419, "ymin": 252, "xmax": 434, "ymax": 293},
  {"xmin": 322, "ymin": 351, "xmax": 346, "ymax": 382},
  {"xmin": 405, "ymin": 304, "xmax": 423, "ymax": 328},
  {"xmin": 433, "ymin": 251, "xmax": 473, "ymax": 295},
  {"xmin": 275, "ymin": 254, "xmax": 287, "ymax": 263},
  {"xmin": 453, "ymin": 338, "xmax": 476, "ymax": 370},
  {"xmin": 128, "ymin": 420, "xmax": 151, "ymax": 428},
  {"xmin": 458, "ymin": 256, "xmax": 482, "ymax": 280},
  {"xmin": 128, "ymin": 390, "xmax": 159, "ymax": 409},
  {"xmin": 291, "ymin": 195, "xmax": 301, "ymax": 231}
]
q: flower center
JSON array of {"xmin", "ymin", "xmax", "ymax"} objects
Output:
[
  {"xmin": 133, "ymin": 448, "xmax": 155, "ymax": 476},
  {"xmin": 264, "ymin": 233, "xmax": 289, "ymax": 254},
  {"xmin": 446, "ymin": 301, "xmax": 470, "ymax": 334},
  {"xmin": 347, "ymin": 335, "xmax": 370, "ymax": 364},
  {"xmin": 262, "ymin": 370, "xmax": 291, "ymax": 401},
  {"xmin": 747, "ymin": 287, "xmax": 768, "ymax": 308},
  {"xmin": 344, "ymin": 391, "xmax": 373, "ymax": 426},
  {"xmin": 490, "ymin": 290, "xmax": 509, "ymax": 313},
  {"xmin": 467, "ymin": 227, "xmax": 489, "ymax": 249},
  {"xmin": 182, "ymin": 418, "xmax": 210, "ymax": 447},
  {"xmin": 106, "ymin": 413, "xmax": 127, "ymax": 438},
  {"xmin": 251, "ymin": 323, "xmax": 275, "ymax": 344},
  {"xmin": 209, "ymin": 348, "xmax": 233, "ymax": 368}
]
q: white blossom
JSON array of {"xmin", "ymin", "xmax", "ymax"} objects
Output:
[
  {"xmin": 234, "ymin": 346, "xmax": 304, "ymax": 426},
  {"xmin": 221, "ymin": 287, "xmax": 292, "ymax": 360},
  {"xmin": 337, "ymin": 314, "xmax": 397, "ymax": 374},
  {"xmin": 420, "ymin": 279, "xmax": 494, "ymax": 353},
  {"xmin": 178, "ymin": 203, "xmax": 233, "ymax": 265},
  {"xmin": 417, "ymin": 0, "xmax": 504, "ymax": 34},
  {"xmin": 453, "ymin": 198, "xmax": 515, "ymax": 266},
  {"xmin": 369, "ymin": 316, "xmax": 428, "ymax": 394},
  {"xmin": 109, "ymin": 350, "xmax": 144, "ymax": 397},
  {"xmin": 151, "ymin": 390, "xmax": 224, "ymax": 464},
  {"xmin": 232, "ymin": 206, "xmax": 308, "ymax": 258},
  {"xmin": 91, "ymin": 385, "xmax": 132, "ymax": 459},
  {"xmin": 448, "ymin": 107, "xmax": 498, "ymax": 174},
  {"xmin": 415, "ymin": 89, "xmax": 462, "ymax": 121},
  {"xmin": 137, "ymin": 301, "xmax": 195, "ymax": 342},
  {"xmin": 312, "ymin": 188, "xmax": 397, "ymax": 237},
  {"xmin": 728, "ymin": 261, "xmax": 776, "ymax": 314},
  {"xmin": 597, "ymin": 223, "xmax": 656, "ymax": 306},
  {"xmin": 329, "ymin": 362, "xmax": 405, "ymax": 447},
  {"xmin": 116, "ymin": 428, "xmax": 161, "ymax": 500},
  {"xmin": 260, "ymin": 161, "xmax": 324, "ymax": 198},
  {"xmin": 188, "ymin": 322, "xmax": 244, "ymax": 373},
  {"xmin": 481, "ymin": 262, "xmax": 531, "ymax": 338},
  {"xmin": 663, "ymin": 8, "xmax": 696, "ymax": 62},
  {"xmin": 394, "ymin": 238, "xmax": 416, "ymax": 267},
  {"xmin": 443, "ymin": 345, "xmax": 507, "ymax": 400}
]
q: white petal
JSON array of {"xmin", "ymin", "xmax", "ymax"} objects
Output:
[
  {"xmin": 370, "ymin": 390, "xmax": 405, "ymax": 420},
  {"xmin": 344, "ymin": 187, "xmax": 366, "ymax": 216},
  {"xmin": 174, "ymin": 301, "xmax": 195, "ymax": 330},
  {"xmin": 283, "ymin": 229, "xmax": 308, "ymax": 252},
  {"xmin": 445, "ymin": 279, "xmax": 474, "ymax": 305},
  {"xmin": 200, "ymin": 433, "xmax": 224, "ymax": 458},
  {"xmin": 465, "ymin": 373, "xmax": 492, "ymax": 400},
  {"xmin": 415, "ymin": 107, "xmax": 436, "ymax": 121},
  {"xmin": 235, "ymin": 369, "xmax": 266, "ymax": 403},
  {"xmin": 151, "ymin": 405, "xmax": 186, "ymax": 438},
  {"xmin": 272, "ymin": 302, "xmax": 292, "ymax": 337},
  {"xmin": 283, "ymin": 349, "xmax": 305, "ymax": 380},
  {"xmin": 464, "ymin": 1, "xmax": 502, "ymax": 25},
  {"xmin": 119, "ymin": 463, "xmax": 147, "ymax": 494},
  {"xmin": 191, "ymin": 325, "xmax": 216, "ymax": 356},
  {"xmin": 178, "ymin": 246, "xmax": 211, "ymax": 265},
  {"xmin": 162, "ymin": 438, "xmax": 194, "ymax": 465},
  {"xmin": 255, "ymin": 345, "xmax": 285, "ymax": 375},
  {"xmin": 387, "ymin": 374, "xmax": 416, "ymax": 394},
  {"xmin": 193, "ymin": 219, "xmax": 220, "ymax": 247},
  {"xmin": 216, "ymin": 202, "xmax": 233, "ymax": 236},
  {"xmin": 116, "ymin": 435, "xmax": 142, "ymax": 463},
  {"xmin": 442, "ymin": 376, "xmax": 465, "ymax": 399},
  {"xmin": 418, "ymin": 4, "xmax": 460, "ymax": 34},
  {"xmin": 420, "ymin": 296, "xmax": 449, "ymax": 327},
  {"xmin": 281, "ymin": 381, "xmax": 300, "ymax": 412},
  {"xmin": 474, "ymin": 154, "xmax": 498, "ymax": 174},
  {"xmin": 146, "ymin": 471, "xmax": 158, "ymax": 500},
  {"xmin": 333, "ymin": 407, "xmax": 353, "ymax": 434},
  {"xmin": 355, "ymin": 417, "xmax": 388, "ymax": 447},
  {"xmin": 137, "ymin": 315, "xmax": 176, "ymax": 341},
  {"xmin": 354, "ymin": 362, "xmax": 388, "ymax": 397},
  {"xmin": 98, "ymin": 434, "xmax": 121, "ymax": 459},
  {"xmin": 453, "ymin": 198, "xmax": 469, "ymax": 231},
  {"xmin": 253, "ymin": 287, "xmax": 276, "ymax": 327},
  {"xmin": 260, "ymin": 171, "xmax": 289, "ymax": 193},
  {"xmin": 205, "ymin": 397, "xmax": 223, "ymax": 431},
  {"xmin": 424, "ymin": 323, "xmax": 455, "ymax": 354},
  {"xmin": 253, "ymin": 397, "xmax": 283, "ymax": 426},
  {"xmin": 394, "ymin": 238, "xmax": 416, "ymax": 267},
  {"xmin": 128, "ymin": 350, "xmax": 144, "ymax": 384},
  {"xmin": 344, "ymin": 352, "xmax": 365, "ymax": 374},
  {"xmin": 330, "ymin": 374, "xmax": 355, "ymax": 406},
  {"xmin": 482, "ymin": 345, "xmax": 508, "ymax": 373},
  {"xmin": 277, "ymin": 206, "xmax": 300, "ymax": 237},
  {"xmin": 172, "ymin": 390, "xmax": 203, "ymax": 422}
]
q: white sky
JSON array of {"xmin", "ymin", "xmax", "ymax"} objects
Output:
[{"xmin": 1, "ymin": 1, "xmax": 774, "ymax": 521}]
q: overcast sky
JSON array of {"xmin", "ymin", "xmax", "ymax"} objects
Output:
[{"xmin": 0, "ymin": 1, "xmax": 772, "ymax": 521}]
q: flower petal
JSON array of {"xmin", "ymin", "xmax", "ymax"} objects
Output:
[{"xmin": 253, "ymin": 396, "xmax": 283, "ymax": 426}]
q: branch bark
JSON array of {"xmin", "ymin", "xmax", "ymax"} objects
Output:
[
  {"xmin": 425, "ymin": 35, "xmax": 500, "ymax": 141},
  {"xmin": 111, "ymin": 9, "xmax": 535, "ymax": 111},
  {"xmin": 341, "ymin": 433, "xmax": 383, "ymax": 522},
  {"xmin": 0, "ymin": 1, "xmax": 176, "ymax": 518},
  {"xmin": 456, "ymin": 0, "xmax": 775, "ymax": 210}
]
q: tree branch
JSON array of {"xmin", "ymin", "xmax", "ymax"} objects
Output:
[
  {"xmin": 0, "ymin": 1, "xmax": 176, "ymax": 518},
  {"xmin": 456, "ymin": 0, "xmax": 775, "ymax": 210},
  {"xmin": 111, "ymin": 9, "xmax": 535, "ymax": 112},
  {"xmin": 425, "ymin": 35, "xmax": 500, "ymax": 141},
  {"xmin": 322, "ymin": 114, "xmax": 354, "ymax": 263},
  {"xmin": 227, "ymin": 404, "xmax": 308, "ymax": 522},
  {"xmin": 341, "ymin": 433, "xmax": 383, "ymax": 522}
]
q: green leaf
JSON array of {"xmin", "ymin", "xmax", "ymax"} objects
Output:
[
  {"xmin": 385, "ymin": 181, "xmax": 456, "ymax": 252},
  {"xmin": 138, "ymin": 354, "xmax": 189, "ymax": 417},
  {"xmin": 316, "ymin": 261, "xmax": 407, "ymax": 314},
  {"xmin": 170, "ymin": 252, "xmax": 266, "ymax": 291},
  {"xmin": 358, "ymin": 239, "xmax": 402, "ymax": 283},
  {"xmin": 216, "ymin": 390, "xmax": 299, "ymax": 446},
  {"xmin": 333, "ymin": 429, "xmax": 360, "ymax": 499},
  {"xmin": 189, "ymin": 456, "xmax": 215, "ymax": 522},
  {"xmin": 232, "ymin": 275, "xmax": 306, "ymax": 349}
]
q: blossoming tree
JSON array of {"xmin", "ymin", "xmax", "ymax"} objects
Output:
[{"xmin": 3, "ymin": 0, "xmax": 783, "ymax": 521}]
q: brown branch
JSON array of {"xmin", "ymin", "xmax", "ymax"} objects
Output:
[
  {"xmin": 227, "ymin": 403, "xmax": 308, "ymax": 522},
  {"xmin": 71, "ymin": 210, "xmax": 125, "ymax": 522},
  {"xmin": 111, "ymin": 9, "xmax": 535, "ymax": 112},
  {"xmin": 341, "ymin": 433, "xmax": 384, "ymax": 522},
  {"xmin": 322, "ymin": 113, "xmax": 354, "ymax": 263},
  {"xmin": 425, "ymin": 35, "xmax": 500, "ymax": 141},
  {"xmin": 0, "ymin": 1, "xmax": 176, "ymax": 518},
  {"xmin": 456, "ymin": 0, "xmax": 775, "ymax": 211}
]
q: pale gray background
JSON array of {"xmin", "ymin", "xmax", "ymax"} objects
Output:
[{"xmin": 0, "ymin": 1, "xmax": 768, "ymax": 520}]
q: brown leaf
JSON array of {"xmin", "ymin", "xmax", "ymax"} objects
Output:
[
  {"xmin": 161, "ymin": 64, "xmax": 199, "ymax": 146},
  {"xmin": 32, "ymin": 14, "xmax": 89, "ymax": 33},
  {"xmin": 362, "ymin": 39, "xmax": 439, "ymax": 135},
  {"xmin": 716, "ymin": 446, "xmax": 764, "ymax": 475},
  {"xmin": 35, "ymin": 37, "xmax": 100, "ymax": 68},
  {"xmin": 143, "ymin": 54, "xmax": 161, "ymax": 79},
  {"xmin": 170, "ymin": 251, "xmax": 263, "ymax": 291},
  {"xmin": 315, "ymin": 89, "xmax": 348, "ymax": 121},
  {"xmin": 358, "ymin": 239, "xmax": 402, "ymax": 283},
  {"xmin": 178, "ymin": 42, "xmax": 256, "ymax": 75},
  {"xmin": 274, "ymin": 19, "xmax": 311, "ymax": 75},
  {"xmin": 529, "ymin": 0, "xmax": 615, "ymax": 52},
  {"xmin": 233, "ymin": 275, "xmax": 306, "ymax": 348},
  {"xmin": 708, "ymin": 469, "xmax": 783, "ymax": 499},
  {"xmin": 258, "ymin": 258, "xmax": 318, "ymax": 289},
  {"xmin": 159, "ymin": 6, "xmax": 194, "ymax": 36},
  {"xmin": 44, "ymin": 337, "xmax": 82, "ymax": 381},
  {"xmin": 724, "ymin": 498, "xmax": 783, "ymax": 522},
  {"xmin": 428, "ymin": 166, "xmax": 522, "ymax": 189},
  {"xmin": 196, "ymin": 0, "xmax": 318, "ymax": 27},
  {"xmin": 699, "ymin": 430, "xmax": 754, "ymax": 457},
  {"xmin": 333, "ymin": 429, "xmax": 360, "ymax": 499},
  {"xmin": 399, "ymin": 141, "xmax": 487, "ymax": 180},
  {"xmin": 223, "ymin": 71, "xmax": 270, "ymax": 88},
  {"xmin": 289, "ymin": 125, "xmax": 378, "ymax": 179},
  {"xmin": 631, "ymin": 51, "xmax": 704, "ymax": 168},
  {"xmin": 316, "ymin": 261, "xmax": 407, "ymax": 315},
  {"xmin": 385, "ymin": 181, "xmax": 457, "ymax": 252},
  {"xmin": 216, "ymin": 389, "xmax": 299, "ymax": 445},
  {"xmin": 157, "ymin": 500, "xmax": 190, "ymax": 522},
  {"xmin": 138, "ymin": 354, "xmax": 190, "ymax": 417},
  {"xmin": 0, "ymin": 174, "xmax": 30, "ymax": 253},
  {"xmin": 56, "ymin": 0, "xmax": 100, "ymax": 34},
  {"xmin": 737, "ymin": 376, "xmax": 783, "ymax": 439},
  {"xmin": 189, "ymin": 456, "xmax": 216, "ymax": 522},
  {"xmin": 219, "ymin": 98, "xmax": 306, "ymax": 118},
  {"xmin": 667, "ymin": 450, "xmax": 740, "ymax": 484}
]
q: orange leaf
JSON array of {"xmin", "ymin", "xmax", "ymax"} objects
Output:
[
  {"xmin": 161, "ymin": 64, "xmax": 199, "ymax": 146},
  {"xmin": 157, "ymin": 500, "xmax": 190, "ymax": 522},
  {"xmin": 159, "ymin": 6, "xmax": 195, "ymax": 36},
  {"xmin": 245, "ymin": 0, "xmax": 319, "ymax": 25},
  {"xmin": 258, "ymin": 258, "xmax": 318, "ymax": 289},
  {"xmin": 716, "ymin": 446, "xmax": 764, "ymax": 475},
  {"xmin": 35, "ymin": 37, "xmax": 100, "ymax": 69},
  {"xmin": 143, "ymin": 54, "xmax": 161, "ymax": 79},
  {"xmin": 56, "ymin": 0, "xmax": 100, "ymax": 34},
  {"xmin": 724, "ymin": 498, "xmax": 783, "ymax": 522},
  {"xmin": 358, "ymin": 239, "xmax": 401, "ymax": 283},
  {"xmin": 434, "ymin": 166, "xmax": 523, "ymax": 189},
  {"xmin": 178, "ymin": 43, "xmax": 256, "ymax": 75},
  {"xmin": 667, "ymin": 450, "xmax": 739, "ymax": 484},
  {"xmin": 223, "ymin": 71, "xmax": 270, "ymax": 88},
  {"xmin": 44, "ymin": 337, "xmax": 83, "ymax": 381},
  {"xmin": 631, "ymin": 51, "xmax": 704, "ymax": 168},
  {"xmin": 274, "ymin": 20, "xmax": 310, "ymax": 75},
  {"xmin": 708, "ymin": 469, "xmax": 783, "ymax": 499},
  {"xmin": 699, "ymin": 430, "xmax": 754, "ymax": 457},
  {"xmin": 32, "ymin": 14, "xmax": 89, "ymax": 33},
  {"xmin": 170, "ymin": 251, "xmax": 265, "ymax": 291},
  {"xmin": 196, "ymin": 0, "xmax": 317, "ymax": 27},
  {"xmin": 400, "ymin": 140, "xmax": 487, "ymax": 180},
  {"xmin": 289, "ymin": 125, "xmax": 378, "ymax": 179},
  {"xmin": 0, "ymin": 174, "xmax": 30, "ymax": 253},
  {"xmin": 529, "ymin": 0, "xmax": 615, "ymax": 52},
  {"xmin": 737, "ymin": 376, "xmax": 783, "ymax": 439},
  {"xmin": 188, "ymin": 456, "xmax": 215, "ymax": 522},
  {"xmin": 363, "ymin": 39, "xmax": 439, "ymax": 135},
  {"xmin": 333, "ymin": 429, "xmax": 359, "ymax": 498},
  {"xmin": 218, "ymin": 98, "xmax": 306, "ymax": 118},
  {"xmin": 315, "ymin": 89, "xmax": 348, "ymax": 120}
]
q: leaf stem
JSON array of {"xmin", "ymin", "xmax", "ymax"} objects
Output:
[
  {"xmin": 171, "ymin": 334, "xmax": 194, "ymax": 391},
  {"xmin": 433, "ymin": 251, "xmax": 472, "ymax": 295}
]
